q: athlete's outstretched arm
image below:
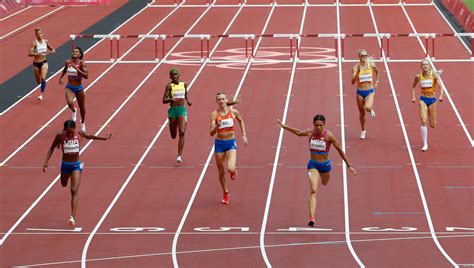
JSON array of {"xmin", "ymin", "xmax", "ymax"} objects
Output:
[
  {"xmin": 78, "ymin": 131, "xmax": 112, "ymax": 140},
  {"xmin": 328, "ymin": 131, "xmax": 357, "ymax": 175},
  {"xmin": 277, "ymin": 119, "xmax": 310, "ymax": 137}
]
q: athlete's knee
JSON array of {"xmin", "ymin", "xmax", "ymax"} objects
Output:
[
  {"xmin": 228, "ymin": 166, "xmax": 236, "ymax": 174},
  {"xmin": 218, "ymin": 169, "xmax": 226, "ymax": 177},
  {"xmin": 170, "ymin": 130, "xmax": 177, "ymax": 139},
  {"xmin": 430, "ymin": 122, "xmax": 436, "ymax": 128},
  {"xmin": 310, "ymin": 188, "xmax": 317, "ymax": 195},
  {"xmin": 178, "ymin": 129, "xmax": 186, "ymax": 137},
  {"xmin": 322, "ymin": 179, "xmax": 329, "ymax": 186},
  {"xmin": 364, "ymin": 105, "xmax": 372, "ymax": 112},
  {"xmin": 70, "ymin": 188, "xmax": 79, "ymax": 197}
]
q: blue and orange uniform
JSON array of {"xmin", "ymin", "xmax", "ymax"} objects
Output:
[
  {"xmin": 60, "ymin": 130, "xmax": 83, "ymax": 174},
  {"xmin": 419, "ymin": 71, "xmax": 437, "ymax": 107},
  {"xmin": 307, "ymin": 129, "xmax": 332, "ymax": 173},
  {"xmin": 356, "ymin": 63, "xmax": 375, "ymax": 98},
  {"xmin": 66, "ymin": 60, "xmax": 84, "ymax": 93},
  {"xmin": 214, "ymin": 109, "xmax": 237, "ymax": 153}
]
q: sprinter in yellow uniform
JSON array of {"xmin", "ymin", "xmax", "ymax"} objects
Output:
[
  {"xmin": 411, "ymin": 59, "xmax": 444, "ymax": 151},
  {"xmin": 163, "ymin": 68, "xmax": 192, "ymax": 163},
  {"xmin": 351, "ymin": 49, "xmax": 379, "ymax": 140}
]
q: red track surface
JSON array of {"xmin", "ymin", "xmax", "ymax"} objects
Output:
[
  {"xmin": 0, "ymin": 0, "xmax": 127, "ymax": 83},
  {"xmin": 0, "ymin": 0, "xmax": 472, "ymax": 267}
]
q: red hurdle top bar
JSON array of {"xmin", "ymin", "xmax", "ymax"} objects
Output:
[{"xmin": 26, "ymin": 0, "xmax": 113, "ymax": 5}]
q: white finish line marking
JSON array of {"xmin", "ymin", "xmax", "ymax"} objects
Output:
[{"xmin": 26, "ymin": 227, "xmax": 83, "ymax": 232}]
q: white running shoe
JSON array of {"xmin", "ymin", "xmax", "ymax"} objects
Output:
[
  {"xmin": 72, "ymin": 109, "xmax": 77, "ymax": 121},
  {"xmin": 176, "ymin": 156, "xmax": 183, "ymax": 163},
  {"xmin": 67, "ymin": 216, "xmax": 75, "ymax": 226},
  {"xmin": 360, "ymin": 130, "xmax": 366, "ymax": 140},
  {"xmin": 37, "ymin": 95, "xmax": 43, "ymax": 101},
  {"xmin": 421, "ymin": 144, "xmax": 428, "ymax": 152},
  {"xmin": 370, "ymin": 109, "xmax": 376, "ymax": 118},
  {"xmin": 81, "ymin": 123, "xmax": 86, "ymax": 132}
]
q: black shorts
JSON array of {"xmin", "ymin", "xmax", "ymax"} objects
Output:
[{"xmin": 33, "ymin": 60, "xmax": 47, "ymax": 69}]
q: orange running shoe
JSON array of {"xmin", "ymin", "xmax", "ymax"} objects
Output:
[
  {"xmin": 221, "ymin": 193, "xmax": 229, "ymax": 205},
  {"xmin": 230, "ymin": 170, "xmax": 237, "ymax": 181}
]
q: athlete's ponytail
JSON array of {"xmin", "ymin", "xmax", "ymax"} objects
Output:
[
  {"xmin": 63, "ymin": 120, "xmax": 76, "ymax": 130},
  {"xmin": 313, "ymin": 114, "xmax": 326, "ymax": 123}
]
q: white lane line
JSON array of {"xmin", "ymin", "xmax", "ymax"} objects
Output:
[
  {"xmin": 336, "ymin": 0, "xmax": 365, "ymax": 266},
  {"xmin": 368, "ymin": 3, "xmax": 458, "ymax": 267},
  {"xmin": 84, "ymin": 58, "xmax": 474, "ymax": 64},
  {"xmin": 0, "ymin": 5, "xmax": 32, "ymax": 21},
  {"xmin": 0, "ymin": 2, "xmax": 161, "ymax": 116},
  {"xmin": 0, "ymin": 4, "xmax": 158, "ymax": 164},
  {"xmin": 0, "ymin": 3, "xmax": 181, "ymax": 247},
  {"xmin": 26, "ymin": 227, "xmax": 83, "ymax": 232},
  {"xmin": 9, "ymin": 231, "xmax": 474, "ymax": 235},
  {"xmin": 399, "ymin": 3, "xmax": 473, "ymax": 147},
  {"xmin": 171, "ymin": 4, "xmax": 277, "ymax": 268},
  {"xmin": 81, "ymin": 2, "xmax": 234, "ymax": 267},
  {"xmin": 259, "ymin": 3, "xmax": 310, "ymax": 268},
  {"xmin": 19, "ymin": 234, "xmax": 474, "ymax": 267},
  {"xmin": 0, "ymin": 6, "xmax": 64, "ymax": 40}
]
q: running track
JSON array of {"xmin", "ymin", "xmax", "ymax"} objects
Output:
[{"xmin": 0, "ymin": 0, "xmax": 472, "ymax": 267}]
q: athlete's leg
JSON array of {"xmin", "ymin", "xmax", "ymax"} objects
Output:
[
  {"xmin": 169, "ymin": 117, "xmax": 178, "ymax": 139},
  {"xmin": 308, "ymin": 169, "xmax": 321, "ymax": 220},
  {"xmin": 419, "ymin": 100, "xmax": 429, "ymax": 151},
  {"xmin": 60, "ymin": 173, "xmax": 70, "ymax": 187},
  {"xmin": 40, "ymin": 63, "xmax": 48, "ymax": 92},
  {"xmin": 428, "ymin": 102, "xmax": 437, "ymax": 128},
  {"xmin": 215, "ymin": 152, "xmax": 228, "ymax": 194},
  {"xmin": 364, "ymin": 92, "xmax": 375, "ymax": 112},
  {"xmin": 75, "ymin": 90, "xmax": 86, "ymax": 124},
  {"xmin": 177, "ymin": 115, "xmax": 187, "ymax": 157},
  {"xmin": 70, "ymin": 170, "xmax": 82, "ymax": 219},
  {"xmin": 65, "ymin": 88, "xmax": 76, "ymax": 113},
  {"xmin": 320, "ymin": 172, "xmax": 331, "ymax": 186},
  {"xmin": 356, "ymin": 94, "xmax": 367, "ymax": 138}
]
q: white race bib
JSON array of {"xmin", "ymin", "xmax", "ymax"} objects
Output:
[
  {"xmin": 36, "ymin": 40, "xmax": 47, "ymax": 54},
  {"xmin": 67, "ymin": 66, "xmax": 78, "ymax": 76},
  {"xmin": 359, "ymin": 74, "xmax": 372, "ymax": 83},
  {"xmin": 63, "ymin": 139, "xmax": 80, "ymax": 154},
  {"xmin": 310, "ymin": 138, "xmax": 326, "ymax": 151},
  {"xmin": 420, "ymin": 79, "xmax": 433, "ymax": 88},
  {"xmin": 172, "ymin": 91, "xmax": 185, "ymax": 99},
  {"xmin": 218, "ymin": 118, "xmax": 234, "ymax": 129}
]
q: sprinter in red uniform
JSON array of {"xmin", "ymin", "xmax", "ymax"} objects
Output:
[
  {"xmin": 43, "ymin": 120, "xmax": 111, "ymax": 226},
  {"xmin": 277, "ymin": 114, "xmax": 356, "ymax": 226},
  {"xmin": 59, "ymin": 47, "xmax": 88, "ymax": 131}
]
